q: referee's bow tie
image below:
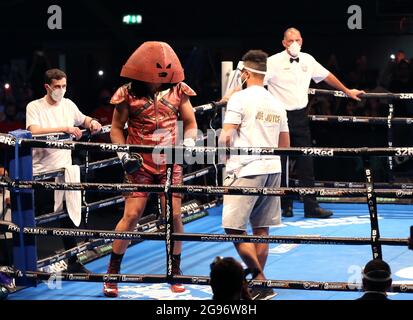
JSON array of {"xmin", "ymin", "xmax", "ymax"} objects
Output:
[{"xmin": 290, "ymin": 57, "xmax": 299, "ymax": 63}]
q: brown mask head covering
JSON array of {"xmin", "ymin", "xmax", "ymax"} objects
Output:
[{"xmin": 120, "ymin": 41, "xmax": 185, "ymax": 83}]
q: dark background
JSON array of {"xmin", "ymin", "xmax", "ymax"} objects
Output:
[{"xmin": 0, "ymin": 0, "xmax": 412, "ymax": 106}]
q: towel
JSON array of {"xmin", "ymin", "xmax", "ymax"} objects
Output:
[
  {"xmin": 0, "ymin": 189, "xmax": 11, "ymax": 239},
  {"xmin": 54, "ymin": 165, "xmax": 81, "ymax": 227}
]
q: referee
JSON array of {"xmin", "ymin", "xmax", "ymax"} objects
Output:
[{"xmin": 265, "ymin": 27, "xmax": 365, "ymax": 218}]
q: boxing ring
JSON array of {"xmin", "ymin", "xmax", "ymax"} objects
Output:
[{"xmin": 1, "ymin": 89, "xmax": 413, "ymax": 300}]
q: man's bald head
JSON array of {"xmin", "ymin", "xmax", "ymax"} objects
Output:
[
  {"xmin": 282, "ymin": 27, "xmax": 303, "ymax": 54},
  {"xmin": 284, "ymin": 28, "xmax": 301, "ymax": 40}
]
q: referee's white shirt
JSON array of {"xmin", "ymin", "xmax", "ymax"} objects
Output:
[
  {"xmin": 264, "ymin": 50, "xmax": 330, "ymax": 111},
  {"xmin": 224, "ymin": 85, "xmax": 289, "ymax": 177}
]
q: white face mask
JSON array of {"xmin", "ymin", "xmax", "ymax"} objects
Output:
[
  {"xmin": 48, "ymin": 85, "xmax": 66, "ymax": 102},
  {"xmin": 240, "ymin": 72, "xmax": 249, "ymax": 89},
  {"xmin": 288, "ymin": 41, "xmax": 301, "ymax": 57}
]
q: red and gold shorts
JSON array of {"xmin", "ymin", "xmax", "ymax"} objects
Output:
[{"xmin": 124, "ymin": 164, "xmax": 183, "ymax": 198}]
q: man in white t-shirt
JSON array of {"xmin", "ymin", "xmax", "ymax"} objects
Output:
[
  {"xmin": 219, "ymin": 50, "xmax": 290, "ymax": 300},
  {"xmin": 265, "ymin": 28, "xmax": 365, "ymax": 219},
  {"xmin": 26, "ymin": 69, "xmax": 102, "ymax": 173},
  {"xmin": 25, "ymin": 68, "xmax": 102, "ymax": 273}
]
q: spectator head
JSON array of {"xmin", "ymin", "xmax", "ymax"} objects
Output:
[
  {"xmin": 44, "ymin": 69, "xmax": 67, "ymax": 102},
  {"xmin": 362, "ymin": 259, "xmax": 392, "ymax": 293},
  {"xmin": 396, "ymin": 50, "xmax": 407, "ymax": 64},
  {"xmin": 210, "ymin": 256, "xmax": 246, "ymax": 300}
]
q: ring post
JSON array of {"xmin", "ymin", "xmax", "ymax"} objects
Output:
[
  {"xmin": 221, "ymin": 61, "xmax": 233, "ymax": 184},
  {"xmin": 387, "ymin": 103, "xmax": 395, "ymax": 183},
  {"xmin": 362, "ymin": 156, "xmax": 383, "ymax": 260},
  {"xmin": 9, "ymin": 129, "xmax": 37, "ymax": 286},
  {"xmin": 164, "ymin": 164, "xmax": 174, "ymax": 282}
]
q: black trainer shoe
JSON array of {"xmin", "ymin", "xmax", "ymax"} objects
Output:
[
  {"xmin": 304, "ymin": 207, "xmax": 333, "ymax": 219},
  {"xmin": 282, "ymin": 206, "xmax": 294, "ymax": 218},
  {"xmin": 66, "ymin": 261, "xmax": 91, "ymax": 274},
  {"xmin": 250, "ymin": 287, "xmax": 278, "ymax": 300}
]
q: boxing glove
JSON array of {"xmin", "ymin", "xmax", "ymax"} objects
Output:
[{"xmin": 118, "ymin": 152, "xmax": 143, "ymax": 175}]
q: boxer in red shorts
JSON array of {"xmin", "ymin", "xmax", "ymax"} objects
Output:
[{"xmin": 103, "ymin": 41, "xmax": 197, "ymax": 297}]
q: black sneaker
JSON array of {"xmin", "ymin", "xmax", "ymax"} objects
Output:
[
  {"xmin": 66, "ymin": 261, "xmax": 91, "ymax": 274},
  {"xmin": 250, "ymin": 287, "xmax": 278, "ymax": 300},
  {"xmin": 304, "ymin": 207, "xmax": 333, "ymax": 219}
]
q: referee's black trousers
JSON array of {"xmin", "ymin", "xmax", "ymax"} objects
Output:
[{"xmin": 281, "ymin": 107, "xmax": 319, "ymax": 212}]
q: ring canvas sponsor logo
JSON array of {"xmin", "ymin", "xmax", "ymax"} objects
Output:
[
  {"xmin": 283, "ymin": 215, "xmax": 382, "ymax": 229},
  {"xmin": 269, "ymin": 244, "xmax": 300, "ymax": 254},
  {"xmin": 119, "ymin": 283, "xmax": 211, "ymax": 300}
]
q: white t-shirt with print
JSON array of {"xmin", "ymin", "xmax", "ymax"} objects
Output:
[
  {"xmin": 223, "ymin": 85, "xmax": 289, "ymax": 177},
  {"xmin": 26, "ymin": 97, "xmax": 86, "ymax": 174}
]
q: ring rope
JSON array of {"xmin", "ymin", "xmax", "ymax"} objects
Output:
[
  {"xmin": 36, "ymin": 200, "xmax": 218, "ymax": 268},
  {"xmin": 36, "ymin": 238, "xmax": 111, "ymax": 269},
  {"xmin": 33, "ymin": 165, "xmax": 218, "ymax": 224},
  {"xmin": 33, "ymin": 157, "xmax": 121, "ymax": 181},
  {"xmin": 308, "ymin": 88, "xmax": 413, "ymax": 99},
  {"xmin": 4, "ymin": 178, "xmax": 413, "ymax": 199},
  {"xmin": 0, "ymin": 221, "xmax": 407, "ymax": 246},
  {"xmin": 2, "ymin": 269, "xmax": 413, "ymax": 293},
  {"xmin": 308, "ymin": 114, "xmax": 413, "ymax": 125},
  {"xmin": 289, "ymin": 179, "xmax": 413, "ymax": 190},
  {"xmin": 5, "ymin": 134, "xmax": 413, "ymax": 157},
  {"xmin": 35, "ymin": 195, "xmax": 124, "ymax": 225},
  {"xmin": 34, "ymin": 158, "xmax": 216, "ymax": 183}
]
